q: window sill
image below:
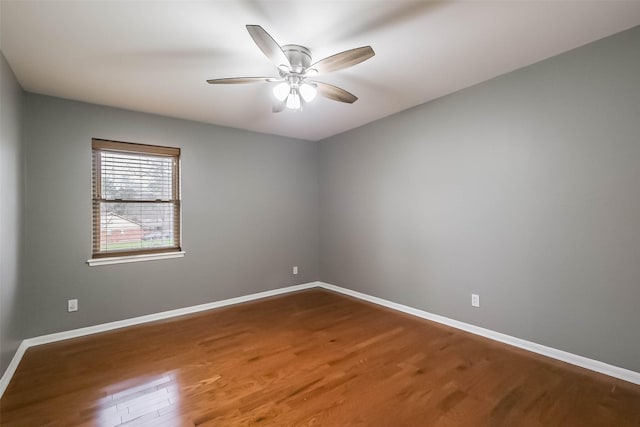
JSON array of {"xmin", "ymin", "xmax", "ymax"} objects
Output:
[{"xmin": 86, "ymin": 251, "xmax": 186, "ymax": 267}]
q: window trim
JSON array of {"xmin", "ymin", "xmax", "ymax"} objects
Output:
[
  {"xmin": 89, "ymin": 138, "xmax": 182, "ymax": 263},
  {"xmin": 87, "ymin": 251, "xmax": 186, "ymax": 267}
]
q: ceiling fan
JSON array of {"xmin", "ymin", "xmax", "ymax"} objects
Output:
[{"xmin": 206, "ymin": 25, "xmax": 375, "ymax": 112}]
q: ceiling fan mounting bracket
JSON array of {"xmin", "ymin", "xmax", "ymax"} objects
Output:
[{"xmin": 281, "ymin": 44, "xmax": 312, "ymax": 73}]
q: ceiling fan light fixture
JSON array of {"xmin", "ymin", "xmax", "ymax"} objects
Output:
[
  {"xmin": 299, "ymin": 83, "xmax": 317, "ymax": 102},
  {"xmin": 273, "ymin": 82, "xmax": 290, "ymax": 101},
  {"xmin": 207, "ymin": 26, "xmax": 375, "ymax": 113},
  {"xmin": 286, "ymin": 89, "xmax": 301, "ymax": 110}
]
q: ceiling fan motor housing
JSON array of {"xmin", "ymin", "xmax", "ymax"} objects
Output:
[{"xmin": 282, "ymin": 44, "xmax": 312, "ymax": 73}]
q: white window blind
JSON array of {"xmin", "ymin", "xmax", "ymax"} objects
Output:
[{"xmin": 92, "ymin": 139, "xmax": 181, "ymax": 258}]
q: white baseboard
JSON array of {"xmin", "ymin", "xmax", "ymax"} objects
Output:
[
  {"xmin": 0, "ymin": 341, "xmax": 29, "ymax": 399},
  {"xmin": 26, "ymin": 282, "xmax": 317, "ymax": 347},
  {"xmin": 2, "ymin": 280, "xmax": 638, "ymax": 399},
  {"xmin": 318, "ymin": 282, "xmax": 640, "ymax": 386}
]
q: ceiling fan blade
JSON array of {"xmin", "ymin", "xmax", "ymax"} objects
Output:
[
  {"xmin": 272, "ymin": 99, "xmax": 286, "ymax": 113},
  {"xmin": 206, "ymin": 77, "xmax": 276, "ymax": 84},
  {"xmin": 315, "ymin": 82, "xmax": 358, "ymax": 104},
  {"xmin": 309, "ymin": 46, "xmax": 375, "ymax": 74},
  {"xmin": 246, "ymin": 25, "xmax": 291, "ymax": 69}
]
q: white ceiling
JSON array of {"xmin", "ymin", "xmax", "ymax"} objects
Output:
[{"xmin": 1, "ymin": 1, "xmax": 639, "ymax": 141}]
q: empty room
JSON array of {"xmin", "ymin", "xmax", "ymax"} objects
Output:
[{"xmin": 1, "ymin": 1, "xmax": 640, "ymax": 425}]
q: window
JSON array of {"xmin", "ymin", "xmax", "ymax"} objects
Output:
[{"xmin": 91, "ymin": 139, "xmax": 181, "ymax": 261}]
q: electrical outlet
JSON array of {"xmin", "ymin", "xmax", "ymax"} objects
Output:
[
  {"xmin": 68, "ymin": 299, "xmax": 78, "ymax": 312},
  {"xmin": 292, "ymin": 266, "xmax": 298, "ymax": 275},
  {"xmin": 471, "ymin": 294, "xmax": 480, "ymax": 308}
]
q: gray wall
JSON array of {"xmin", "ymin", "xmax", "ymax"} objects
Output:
[
  {"xmin": 319, "ymin": 26, "xmax": 640, "ymax": 372},
  {"xmin": 0, "ymin": 53, "xmax": 25, "ymax": 375},
  {"xmin": 21, "ymin": 94, "xmax": 319, "ymax": 338}
]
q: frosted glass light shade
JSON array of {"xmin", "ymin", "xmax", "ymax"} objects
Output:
[
  {"xmin": 286, "ymin": 90, "xmax": 301, "ymax": 109},
  {"xmin": 273, "ymin": 82, "xmax": 290, "ymax": 101},
  {"xmin": 299, "ymin": 83, "xmax": 317, "ymax": 102}
]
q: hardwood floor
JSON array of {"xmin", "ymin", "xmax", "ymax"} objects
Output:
[{"xmin": 1, "ymin": 288, "xmax": 639, "ymax": 426}]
